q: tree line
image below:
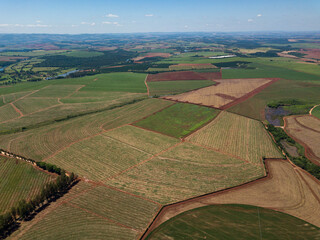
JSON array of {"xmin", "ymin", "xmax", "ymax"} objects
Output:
[{"xmin": 0, "ymin": 171, "xmax": 78, "ymax": 238}]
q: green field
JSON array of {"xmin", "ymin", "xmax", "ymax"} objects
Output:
[
  {"xmin": 186, "ymin": 111, "xmax": 283, "ymax": 163},
  {"xmin": 0, "ymin": 156, "xmax": 55, "ymax": 214},
  {"xmin": 148, "ymin": 80, "xmax": 215, "ymax": 96},
  {"xmin": 146, "ymin": 204, "xmax": 320, "ymax": 240},
  {"xmin": 312, "ymin": 106, "xmax": 320, "ymax": 119},
  {"xmin": 0, "ymin": 104, "xmax": 20, "ymax": 122},
  {"xmin": 134, "ymin": 103, "xmax": 219, "ymax": 138},
  {"xmin": 109, "ymin": 142, "xmax": 264, "ymax": 204}
]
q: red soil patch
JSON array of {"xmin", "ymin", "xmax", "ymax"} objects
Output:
[
  {"xmin": 146, "ymin": 71, "xmax": 222, "ymax": 82},
  {"xmin": 215, "ymin": 93, "xmax": 237, "ymax": 101},
  {"xmin": 299, "ymin": 49, "xmax": 320, "ymax": 60}
]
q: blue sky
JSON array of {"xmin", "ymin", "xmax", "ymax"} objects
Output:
[{"xmin": 0, "ymin": 0, "xmax": 319, "ymax": 33}]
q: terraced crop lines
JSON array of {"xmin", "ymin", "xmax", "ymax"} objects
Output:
[
  {"xmin": 0, "ymin": 99, "xmax": 172, "ymax": 161},
  {"xmin": 0, "ymin": 156, "xmax": 55, "ymax": 213},
  {"xmin": 186, "ymin": 111, "xmax": 283, "ymax": 164}
]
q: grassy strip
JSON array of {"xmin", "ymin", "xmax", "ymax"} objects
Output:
[{"xmin": 266, "ymin": 124, "xmax": 320, "ymax": 179}]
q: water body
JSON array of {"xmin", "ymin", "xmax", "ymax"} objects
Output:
[
  {"xmin": 46, "ymin": 69, "xmax": 80, "ymax": 80},
  {"xmin": 0, "ymin": 68, "xmax": 4, "ymax": 72},
  {"xmin": 265, "ymin": 106, "xmax": 290, "ymax": 126}
]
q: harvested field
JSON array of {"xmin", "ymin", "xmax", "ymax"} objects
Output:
[
  {"xmin": 2, "ymin": 91, "xmax": 33, "ymax": 104},
  {"xmin": 148, "ymin": 80, "xmax": 215, "ymax": 96},
  {"xmin": 163, "ymin": 78, "xmax": 277, "ymax": 109},
  {"xmin": 46, "ymin": 125, "xmax": 178, "ymax": 181},
  {"xmin": 146, "ymin": 71, "xmax": 221, "ymax": 82},
  {"xmin": 169, "ymin": 63, "xmax": 217, "ymax": 71},
  {"xmin": 186, "ymin": 111, "xmax": 283, "ymax": 163},
  {"xmin": 146, "ymin": 204, "xmax": 320, "ymax": 240},
  {"xmin": 0, "ymin": 156, "xmax": 55, "ymax": 214},
  {"xmin": 108, "ymin": 142, "xmax": 265, "ymax": 204},
  {"xmin": 284, "ymin": 115, "xmax": 320, "ymax": 165},
  {"xmin": 0, "ymin": 99, "xmax": 172, "ymax": 160},
  {"xmin": 143, "ymin": 160, "xmax": 320, "ymax": 236},
  {"xmin": 133, "ymin": 103, "xmax": 219, "ymax": 138}
]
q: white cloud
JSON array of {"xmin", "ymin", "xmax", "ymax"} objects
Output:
[
  {"xmin": 71, "ymin": 24, "xmax": 78, "ymax": 27},
  {"xmin": 106, "ymin": 13, "xmax": 119, "ymax": 18},
  {"xmin": 248, "ymin": 19, "xmax": 254, "ymax": 22},
  {"xmin": 36, "ymin": 20, "xmax": 42, "ymax": 23},
  {"xmin": 25, "ymin": 24, "xmax": 50, "ymax": 27},
  {"xmin": 257, "ymin": 14, "xmax": 262, "ymax": 17},
  {"xmin": 102, "ymin": 21, "xmax": 120, "ymax": 25},
  {"xmin": 0, "ymin": 23, "xmax": 50, "ymax": 28},
  {"xmin": 0, "ymin": 24, "xmax": 10, "ymax": 27},
  {"xmin": 81, "ymin": 22, "xmax": 96, "ymax": 26},
  {"xmin": 145, "ymin": 14, "xmax": 154, "ymax": 17},
  {"xmin": 184, "ymin": 25, "xmax": 189, "ymax": 28}
]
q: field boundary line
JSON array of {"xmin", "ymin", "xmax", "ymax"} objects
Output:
[
  {"xmin": 139, "ymin": 159, "xmax": 282, "ymax": 240},
  {"xmin": 10, "ymin": 102, "xmax": 24, "ymax": 117},
  {"xmin": 65, "ymin": 202, "xmax": 139, "ymax": 232},
  {"xmin": 294, "ymin": 115, "xmax": 320, "ymax": 134},
  {"xmin": 104, "ymin": 142, "xmax": 183, "ymax": 182},
  {"xmin": 145, "ymin": 74, "xmax": 150, "ymax": 96},
  {"xmin": 182, "ymin": 110, "xmax": 222, "ymax": 139},
  {"xmin": 309, "ymin": 104, "xmax": 320, "ymax": 115}
]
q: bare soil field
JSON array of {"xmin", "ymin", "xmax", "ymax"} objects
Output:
[
  {"xmin": 163, "ymin": 78, "xmax": 277, "ymax": 109},
  {"xmin": 142, "ymin": 159, "xmax": 320, "ymax": 238},
  {"xmin": 284, "ymin": 115, "xmax": 320, "ymax": 165},
  {"xmin": 146, "ymin": 71, "xmax": 222, "ymax": 82}
]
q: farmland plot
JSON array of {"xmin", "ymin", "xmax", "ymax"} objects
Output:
[
  {"xmin": 70, "ymin": 185, "xmax": 160, "ymax": 231},
  {"xmin": 284, "ymin": 115, "xmax": 320, "ymax": 165},
  {"xmin": 14, "ymin": 98, "xmax": 60, "ymax": 115},
  {"xmin": 0, "ymin": 104, "xmax": 20, "ymax": 122},
  {"xmin": 186, "ymin": 111, "xmax": 283, "ymax": 163},
  {"xmin": 30, "ymin": 85, "xmax": 83, "ymax": 98},
  {"xmin": 46, "ymin": 125, "xmax": 178, "ymax": 181},
  {"xmin": 0, "ymin": 99, "xmax": 172, "ymax": 160},
  {"xmin": 163, "ymin": 78, "xmax": 275, "ymax": 109},
  {"xmin": 146, "ymin": 160, "xmax": 320, "ymax": 229},
  {"xmin": 134, "ymin": 103, "xmax": 219, "ymax": 138},
  {"xmin": 108, "ymin": 142, "xmax": 265, "ymax": 204},
  {"xmin": 147, "ymin": 71, "xmax": 221, "ymax": 82},
  {"xmin": 0, "ymin": 156, "xmax": 55, "ymax": 213}
]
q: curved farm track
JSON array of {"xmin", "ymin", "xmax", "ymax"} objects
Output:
[{"xmin": 141, "ymin": 159, "xmax": 320, "ymax": 239}]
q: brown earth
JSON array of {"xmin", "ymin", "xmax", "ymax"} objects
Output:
[{"xmin": 141, "ymin": 159, "xmax": 320, "ymax": 239}]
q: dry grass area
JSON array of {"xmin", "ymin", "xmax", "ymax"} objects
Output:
[
  {"xmin": 163, "ymin": 78, "xmax": 272, "ymax": 109},
  {"xmin": 284, "ymin": 115, "xmax": 320, "ymax": 165},
  {"xmin": 146, "ymin": 160, "xmax": 320, "ymax": 231},
  {"xmin": 133, "ymin": 53, "xmax": 172, "ymax": 62},
  {"xmin": 108, "ymin": 142, "xmax": 265, "ymax": 204},
  {"xmin": 186, "ymin": 111, "xmax": 283, "ymax": 164},
  {"xmin": 0, "ymin": 104, "xmax": 20, "ymax": 122}
]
